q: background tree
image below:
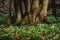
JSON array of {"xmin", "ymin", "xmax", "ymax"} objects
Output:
[
  {"xmin": 13, "ymin": 0, "xmax": 49, "ymax": 25},
  {"xmin": 0, "ymin": 0, "xmax": 49, "ymax": 25},
  {"xmin": 52, "ymin": 0, "xmax": 57, "ymax": 19}
]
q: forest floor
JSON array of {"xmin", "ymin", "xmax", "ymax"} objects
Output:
[{"xmin": 0, "ymin": 9, "xmax": 60, "ymax": 40}]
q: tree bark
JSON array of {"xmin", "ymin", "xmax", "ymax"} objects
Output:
[
  {"xmin": 40, "ymin": 0, "xmax": 49, "ymax": 23},
  {"xmin": 13, "ymin": 0, "xmax": 49, "ymax": 25},
  {"xmin": 32, "ymin": 0, "xmax": 40, "ymax": 24},
  {"xmin": 14, "ymin": 0, "xmax": 21, "ymax": 25}
]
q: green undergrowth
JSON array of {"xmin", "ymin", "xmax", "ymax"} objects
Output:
[{"xmin": 0, "ymin": 23, "xmax": 60, "ymax": 40}]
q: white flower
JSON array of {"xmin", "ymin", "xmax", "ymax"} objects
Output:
[{"xmin": 52, "ymin": 26, "xmax": 55, "ymax": 28}]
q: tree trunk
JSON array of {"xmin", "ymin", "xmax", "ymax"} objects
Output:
[
  {"xmin": 13, "ymin": 0, "xmax": 49, "ymax": 25},
  {"xmin": 52, "ymin": 0, "xmax": 57, "ymax": 19},
  {"xmin": 40, "ymin": 0, "xmax": 49, "ymax": 23},
  {"xmin": 14, "ymin": 0, "xmax": 21, "ymax": 25},
  {"xmin": 32, "ymin": 0, "xmax": 40, "ymax": 24}
]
